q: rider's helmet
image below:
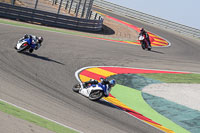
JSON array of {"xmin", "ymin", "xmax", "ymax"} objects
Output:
[
  {"xmin": 24, "ymin": 34, "xmax": 29, "ymax": 39},
  {"xmin": 38, "ymin": 36, "xmax": 43, "ymax": 43},
  {"xmin": 140, "ymin": 28, "xmax": 144, "ymax": 32},
  {"xmin": 109, "ymin": 79, "xmax": 116, "ymax": 87}
]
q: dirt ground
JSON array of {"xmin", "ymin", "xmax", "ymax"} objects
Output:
[{"xmin": 97, "ymin": 16, "xmax": 138, "ymax": 41}]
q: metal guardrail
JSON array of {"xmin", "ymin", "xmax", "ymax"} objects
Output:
[
  {"xmin": 0, "ymin": 2, "xmax": 103, "ymax": 31},
  {"xmin": 49, "ymin": 0, "xmax": 103, "ymax": 20},
  {"xmin": 93, "ymin": 0, "xmax": 200, "ymax": 38}
]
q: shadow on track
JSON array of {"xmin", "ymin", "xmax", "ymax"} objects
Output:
[
  {"xmin": 148, "ymin": 49, "xmax": 165, "ymax": 54},
  {"xmin": 22, "ymin": 52, "xmax": 65, "ymax": 65},
  {"xmin": 96, "ymin": 99, "xmax": 122, "ymax": 110}
]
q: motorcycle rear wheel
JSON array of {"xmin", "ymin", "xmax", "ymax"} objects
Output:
[
  {"xmin": 148, "ymin": 43, "xmax": 152, "ymax": 51},
  {"xmin": 72, "ymin": 84, "xmax": 81, "ymax": 93},
  {"xmin": 89, "ymin": 90, "xmax": 104, "ymax": 101}
]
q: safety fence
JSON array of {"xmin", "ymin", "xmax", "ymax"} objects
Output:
[
  {"xmin": 48, "ymin": 0, "xmax": 103, "ymax": 20},
  {"xmin": 93, "ymin": 0, "xmax": 200, "ymax": 38},
  {"xmin": 1, "ymin": 0, "xmax": 100, "ymax": 19},
  {"xmin": 0, "ymin": 2, "xmax": 103, "ymax": 31}
]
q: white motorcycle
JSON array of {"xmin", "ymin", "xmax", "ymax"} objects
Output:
[
  {"xmin": 72, "ymin": 83, "xmax": 109, "ymax": 101},
  {"xmin": 15, "ymin": 38, "xmax": 32, "ymax": 52},
  {"xmin": 15, "ymin": 37, "xmax": 40, "ymax": 53}
]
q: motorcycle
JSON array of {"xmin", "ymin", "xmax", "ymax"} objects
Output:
[
  {"xmin": 138, "ymin": 35, "xmax": 151, "ymax": 51},
  {"xmin": 15, "ymin": 37, "xmax": 38, "ymax": 53},
  {"xmin": 72, "ymin": 83, "xmax": 109, "ymax": 101}
]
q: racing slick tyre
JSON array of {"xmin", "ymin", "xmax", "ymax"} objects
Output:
[
  {"xmin": 89, "ymin": 90, "xmax": 104, "ymax": 101},
  {"xmin": 141, "ymin": 42, "xmax": 146, "ymax": 50}
]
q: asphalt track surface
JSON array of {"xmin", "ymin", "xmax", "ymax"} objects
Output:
[{"xmin": 0, "ymin": 10, "xmax": 200, "ymax": 133}]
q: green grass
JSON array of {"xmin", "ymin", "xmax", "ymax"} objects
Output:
[
  {"xmin": 109, "ymin": 72, "xmax": 200, "ymax": 133},
  {"xmin": 140, "ymin": 73, "xmax": 200, "ymax": 83},
  {"xmin": 0, "ymin": 19, "xmax": 137, "ymax": 42},
  {"xmin": 110, "ymin": 84, "xmax": 190, "ymax": 133},
  {"xmin": 0, "ymin": 100, "xmax": 79, "ymax": 133}
]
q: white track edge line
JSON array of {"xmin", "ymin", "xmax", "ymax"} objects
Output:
[
  {"xmin": 0, "ymin": 98, "xmax": 82, "ymax": 133},
  {"xmin": 74, "ymin": 66, "xmax": 200, "ymax": 132},
  {"xmin": 75, "ymin": 66, "xmax": 167, "ymax": 133},
  {"xmin": 0, "ymin": 21, "xmax": 169, "ymax": 48}
]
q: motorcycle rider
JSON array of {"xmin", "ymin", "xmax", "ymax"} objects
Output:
[
  {"xmin": 83, "ymin": 78, "xmax": 116, "ymax": 97},
  {"xmin": 139, "ymin": 28, "xmax": 151, "ymax": 47},
  {"xmin": 22, "ymin": 34, "xmax": 43, "ymax": 53}
]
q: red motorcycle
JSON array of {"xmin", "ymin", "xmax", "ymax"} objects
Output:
[{"xmin": 138, "ymin": 35, "xmax": 151, "ymax": 51}]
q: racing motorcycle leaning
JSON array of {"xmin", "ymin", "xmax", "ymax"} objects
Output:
[
  {"xmin": 15, "ymin": 38, "xmax": 31, "ymax": 52},
  {"xmin": 15, "ymin": 36, "xmax": 41, "ymax": 53},
  {"xmin": 72, "ymin": 82, "xmax": 110, "ymax": 101},
  {"xmin": 138, "ymin": 34, "xmax": 152, "ymax": 51}
]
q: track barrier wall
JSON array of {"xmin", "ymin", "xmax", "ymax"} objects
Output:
[{"xmin": 0, "ymin": 2, "xmax": 103, "ymax": 32}]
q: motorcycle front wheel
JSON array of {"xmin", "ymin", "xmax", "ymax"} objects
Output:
[
  {"xmin": 16, "ymin": 43, "xmax": 29, "ymax": 53},
  {"xmin": 89, "ymin": 90, "xmax": 104, "ymax": 101},
  {"xmin": 141, "ymin": 41, "xmax": 146, "ymax": 50}
]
